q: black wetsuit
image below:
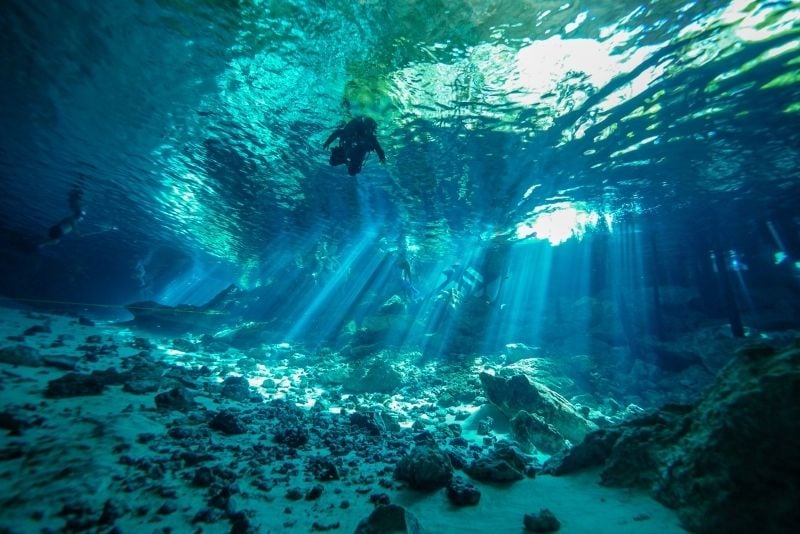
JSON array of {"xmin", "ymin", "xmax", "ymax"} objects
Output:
[{"xmin": 323, "ymin": 117, "xmax": 386, "ymax": 176}]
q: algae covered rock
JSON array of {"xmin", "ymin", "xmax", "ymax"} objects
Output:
[
  {"xmin": 479, "ymin": 371, "xmax": 595, "ymax": 444},
  {"xmin": 510, "ymin": 410, "xmax": 566, "ymax": 454},
  {"xmin": 345, "ymin": 358, "xmax": 403, "ymax": 393},
  {"xmin": 394, "ymin": 444, "xmax": 453, "ymax": 491},
  {"xmin": 355, "ymin": 504, "xmax": 427, "ymax": 534},
  {"xmin": 544, "ymin": 343, "xmax": 800, "ymax": 533}
]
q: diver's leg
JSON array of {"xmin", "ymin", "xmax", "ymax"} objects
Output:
[{"xmin": 348, "ymin": 151, "xmax": 365, "ymax": 175}]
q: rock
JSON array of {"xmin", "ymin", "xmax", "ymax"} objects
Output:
[
  {"xmin": 0, "ymin": 345, "xmax": 42, "ymax": 367},
  {"xmin": 308, "ymin": 457, "xmax": 339, "ymax": 481},
  {"xmin": 345, "ymin": 360, "xmax": 403, "ymax": 394},
  {"xmin": 273, "ymin": 425, "xmax": 308, "ymax": 448},
  {"xmin": 354, "ymin": 504, "xmax": 426, "ymax": 534},
  {"xmin": 369, "ymin": 493, "xmax": 391, "ymax": 506},
  {"xmin": 45, "ymin": 373, "xmax": 105, "ymax": 398},
  {"xmin": 172, "ymin": 338, "xmax": 196, "ymax": 352},
  {"xmin": 464, "ymin": 456, "xmax": 524, "ymax": 483},
  {"xmin": 542, "ymin": 428, "xmax": 623, "ymax": 475},
  {"xmin": 511, "ymin": 410, "xmax": 565, "ymax": 454},
  {"xmin": 545, "ymin": 344, "xmax": 800, "ymax": 533},
  {"xmin": 154, "ymin": 387, "xmax": 196, "ymax": 411},
  {"xmin": 221, "ymin": 375, "xmax": 252, "ymax": 402},
  {"xmin": 23, "ymin": 324, "xmax": 51, "ymax": 336},
  {"xmin": 41, "ymin": 355, "xmax": 80, "ymax": 371},
  {"xmin": 479, "ymin": 372, "xmax": 595, "ymax": 444},
  {"xmin": 477, "ymin": 417, "xmax": 493, "ymax": 436},
  {"xmin": 285, "ymin": 487, "xmax": 303, "ymax": 501},
  {"xmin": 312, "ymin": 520, "xmax": 340, "ymax": 531},
  {"xmin": 209, "ymin": 410, "xmax": 248, "ymax": 435},
  {"xmin": 446, "ymin": 476, "xmax": 481, "ymax": 506},
  {"xmin": 523, "ymin": 509, "xmax": 560, "ymax": 532},
  {"xmin": 305, "ymin": 484, "xmax": 324, "ymax": 501},
  {"xmin": 394, "ymin": 445, "xmax": 453, "ymax": 491},
  {"xmin": 349, "ymin": 411, "xmax": 400, "ymax": 435},
  {"xmin": 123, "ymin": 380, "xmax": 159, "ymax": 394},
  {"xmin": 504, "ymin": 342, "xmax": 539, "ymax": 364}
]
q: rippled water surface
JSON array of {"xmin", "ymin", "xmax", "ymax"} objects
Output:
[{"xmin": 1, "ymin": 0, "xmax": 799, "ymax": 305}]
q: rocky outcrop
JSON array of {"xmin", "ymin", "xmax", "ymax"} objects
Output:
[
  {"xmin": 479, "ymin": 372, "xmax": 595, "ymax": 446},
  {"xmin": 543, "ymin": 343, "xmax": 800, "ymax": 533}
]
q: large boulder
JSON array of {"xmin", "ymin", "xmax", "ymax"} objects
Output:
[
  {"xmin": 543, "ymin": 343, "xmax": 800, "ymax": 533},
  {"xmin": 394, "ymin": 444, "xmax": 453, "ymax": 491},
  {"xmin": 479, "ymin": 372, "xmax": 595, "ymax": 445}
]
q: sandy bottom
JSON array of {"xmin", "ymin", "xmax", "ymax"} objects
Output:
[{"xmin": 0, "ymin": 305, "xmax": 684, "ymax": 533}]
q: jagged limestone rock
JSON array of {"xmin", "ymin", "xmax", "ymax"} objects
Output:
[
  {"xmin": 543, "ymin": 344, "xmax": 800, "ymax": 533},
  {"xmin": 479, "ymin": 372, "xmax": 596, "ymax": 445}
]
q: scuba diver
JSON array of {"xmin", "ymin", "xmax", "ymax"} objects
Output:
[
  {"xmin": 396, "ymin": 250, "xmax": 420, "ymax": 303},
  {"xmin": 323, "ymin": 116, "xmax": 386, "ymax": 176},
  {"xmin": 39, "ymin": 181, "xmax": 85, "ymax": 248}
]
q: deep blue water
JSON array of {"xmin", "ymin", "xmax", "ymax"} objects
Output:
[{"xmin": 1, "ymin": 0, "xmax": 799, "ymax": 349}]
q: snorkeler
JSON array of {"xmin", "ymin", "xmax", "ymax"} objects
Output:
[
  {"xmin": 323, "ymin": 116, "xmax": 386, "ymax": 176},
  {"xmin": 39, "ymin": 182, "xmax": 85, "ymax": 248}
]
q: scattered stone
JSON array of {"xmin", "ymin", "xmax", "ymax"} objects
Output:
[
  {"xmin": 465, "ymin": 456, "xmax": 524, "ymax": 483},
  {"xmin": 0, "ymin": 345, "xmax": 42, "ymax": 367},
  {"xmin": 123, "ymin": 379, "xmax": 159, "ymax": 394},
  {"xmin": 172, "ymin": 338, "xmax": 196, "ymax": 352},
  {"xmin": 523, "ymin": 509, "xmax": 560, "ymax": 532},
  {"xmin": 369, "ymin": 493, "xmax": 390, "ymax": 506},
  {"xmin": 41, "ymin": 354, "xmax": 80, "ymax": 371},
  {"xmin": 273, "ymin": 426, "xmax": 308, "ymax": 448},
  {"xmin": 312, "ymin": 520, "xmax": 341, "ymax": 531},
  {"xmin": 354, "ymin": 504, "xmax": 426, "ymax": 534},
  {"xmin": 209, "ymin": 410, "xmax": 248, "ymax": 435},
  {"xmin": 130, "ymin": 337, "xmax": 154, "ymax": 350},
  {"xmin": 221, "ymin": 375, "xmax": 253, "ymax": 402},
  {"xmin": 305, "ymin": 484, "xmax": 324, "ymax": 501},
  {"xmin": 285, "ymin": 487, "xmax": 303, "ymax": 501},
  {"xmin": 44, "ymin": 373, "xmax": 105, "ymax": 398},
  {"xmin": 308, "ymin": 456, "xmax": 339, "ymax": 481},
  {"xmin": 193, "ymin": 507, "xmax": 223, "ymax": 524},
  {"xmin": 157, "ymin": 502, "xmax": 177, "ymax": 515},
  {"xmin": 477, "ymin": 417, "xmax": 493, "ymax": 436},
  {"xmin": 23, "ymin": 324, "xmax": 51, "ymax": 336},
  {"xmin": 446, "ymin": 476, "xmax": 481, "ymax": 506},
  {"xmin": 154, "ymin": 387, "xmax": 196, "ymax": 411},
  {"xmin": 85, "ymin": 335, "xmax": 103, "ymax": 344},
  {"xmin": 345, "ymin": 359, "xmax": 403, "ymax": 393},
  {"xmin": 394, "ymin": 444, "xmax": 453, "ymax": 491},
  {"xmin": 98, "ymin": 498, "xmax": 127, "ymax": 525}
]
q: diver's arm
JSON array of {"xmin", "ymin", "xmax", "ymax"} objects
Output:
[
  {"xmin": 323, "ymin": 129, "xmax": 341, "ymax": 149},
  {"xmin": 373, "ymin": 138, "xmax": 386, "ymax": 162}
]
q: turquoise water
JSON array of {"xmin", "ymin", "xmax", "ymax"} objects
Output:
[{"xmin": 1, "ymin": 2, "xmax": 800, "ymax": 532}]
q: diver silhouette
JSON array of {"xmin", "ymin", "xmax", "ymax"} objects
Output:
[
  {"xmin": 323, "ymin": 116, "xmax": 386, "ymax": 176},
  {"xmin": 39, "ymin": 181, "xmax": 85, "ymax": 248}
]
